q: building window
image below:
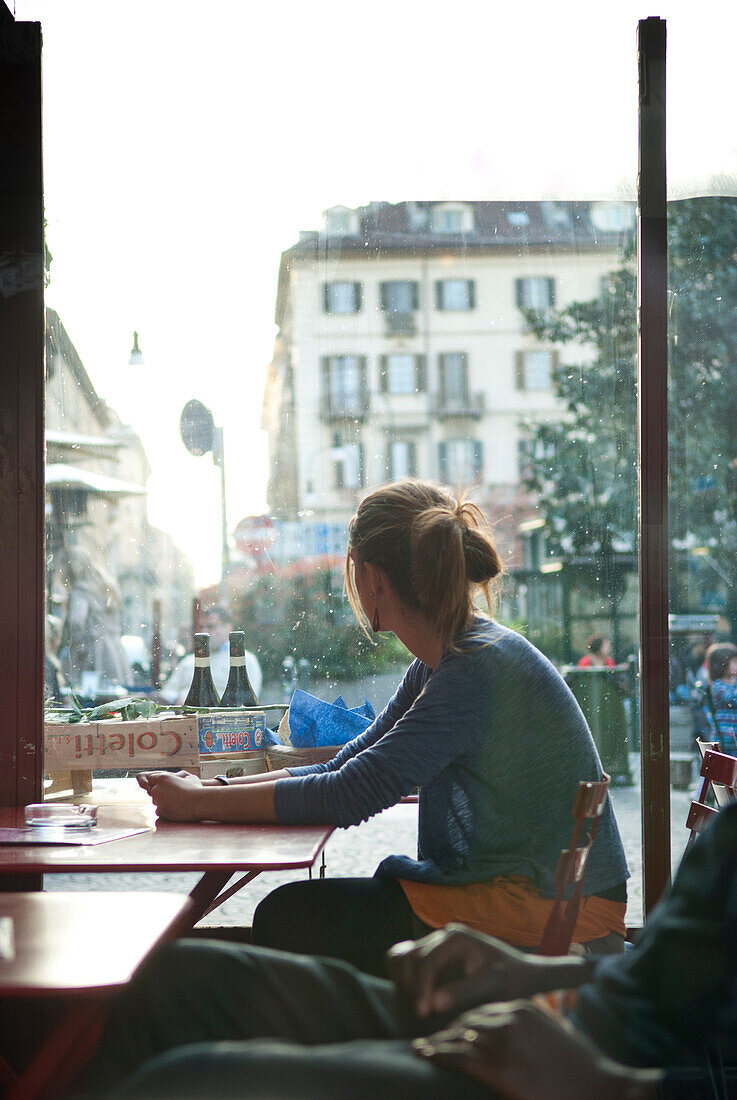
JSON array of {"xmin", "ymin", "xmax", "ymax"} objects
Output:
[
  {"xmin": 379, "ymin": 281, "xmax": 419, "ymax": 313},
  {"xmin": 515, "ymin": 350, "xmax": 557, "ymax": 391},
  {"xmin": 507, "ymin": 210, "xmax": 530, "ymax": 227},
  {"xmin": 435, "ymin": 279, "xmax": 476, "ymax": 311},
  {"xmin": 323, "ymin": 281, "xmax": 362, "ymax": 314},
  {"xmin": 438, "ymin": 439, "xmax": 483, "ymax": 484},
  {"xmin": 321, "ymin": 355, "xmax": 367, "ymax": 417},
  {"xmin": 431, "ymin": 204, "xmax": 475, "ymax": 234},
  {"xmin": 439, "ymin": 352, "xmax": 469, "ymax": 403},
  {"xmin": 335, "ymin": 442, "xmax": 364, "ymax": 489},
  {"xmin": 379, "ymin": 354, "xmax": 426, "ymax": 395},
  {"xmin": 388, "ymin": 439, "xmax": 417, "ymax": 480},
  {"xmin": 515, "ymin": 277, "xmax": 556, "ymax": 311}
]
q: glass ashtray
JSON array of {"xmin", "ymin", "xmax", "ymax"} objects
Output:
[{"xmin": 24, "ymin": 804, "xmax": 98, "ymax": 828}]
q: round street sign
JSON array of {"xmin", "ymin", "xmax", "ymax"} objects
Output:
[
  {"xmin": 234, "ymin": 515, "xmax": 278, "ymax": 556},
  {"xmin": 180, "ymin": 399, "xmax": 214, "ymax": 456}
]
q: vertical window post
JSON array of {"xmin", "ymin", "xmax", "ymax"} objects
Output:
[
  {"xmin": 638, "ymin": 16, "xmax": 670, "ymax": 914},
  {"xmin": 0, "ymin": 7, "xmax": 45, "ymax": 809}
]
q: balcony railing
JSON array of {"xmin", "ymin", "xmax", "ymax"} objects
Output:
[
  {"xmin": 320, "ymin": 394, "xmax": 370, "ymax": 423},
  {"xmin": 430, "ymin": 391, "xmax": 485, "ymax": 419},
  {"xmin": 384, "ymin": 312, "xmax": 417, "ymax": 337}
]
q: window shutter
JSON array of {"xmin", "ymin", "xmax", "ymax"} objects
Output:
[
  {"xmin": 547, "ymin": 278, "xmax": 556, "ymax": 307},
  {"xmin": 435, "ymin": 281, "xmax": 444, "ymax": 310},
  {"xmin": 473, "ymin": 440, "xmax": 483, "ymax": 479},
  {"xmin": 379, "ymin": 282, "xmax": 388, "ymax": 312},
  {"xmin": 514, "ymin": 351, "xmax": 526, "ymax": 390},
  {"xmin": 438, "ymin": 441, "xmax": 448, "ymax": 482},
  {"xmin": 515, "ymin": 278, "xmax": 524, "ymax": 309},
  {"xmin": 359, "ymin": 357, "xmax": 368, "ymax": 413},
  {"xmin": 411, "ymin": 282, "xmax": 419, "ymax": 311},
  {"xmin": 358, "ymin": 443, "xmax": 365, "ymax": 488},
  {"xmin": 460, "ymin": 353, "xmax": 469, "ymax": 400},
  {"xmin": 438, "ymin": 353, "xmax": 447, "ymax": 400},
  {"xmin": 323, "ymin": 284, "xmax": 331, "ymax": 313},
  {"xmin": 379, "ymin": 355, "xmax": 388, "ymax": 394},
  {"xmin": 386, "ymin": 440, "xmax": 393, "ymax": 479},
  {"xmin": 415, "ymin": 355, "xmax": 427, "ymax": 393},
  {"xmin": 552, "ymin": 349, "xmax": 560, "ymax": 379},
  {"xmin": 354, "ymin": 283, "xmax": 363, "ymax": 312},
  {"xmin": 467, "ymin": 280, "xmax": 476, "ymax": 309},
  {"xmin": 408, "ymin": 441, "xmax": 418, "ymax": 477},
  {"xmin": 321, "ymin": 356, "xmax": 331, "ymax": 413}
]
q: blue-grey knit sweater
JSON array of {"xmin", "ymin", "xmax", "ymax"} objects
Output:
[{"xmin": 274, "ymin": 619, "xmax": 629, "ymax": 898}]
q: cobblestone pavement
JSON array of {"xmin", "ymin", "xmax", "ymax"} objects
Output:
[{"xmin": 44, "ymin": 755, "xmax": 696, "ymax": 930}]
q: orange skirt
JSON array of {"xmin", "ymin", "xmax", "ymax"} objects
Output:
[{"xmin": 399, "ymin": 875, "xmax": 625, "ymax": 949}]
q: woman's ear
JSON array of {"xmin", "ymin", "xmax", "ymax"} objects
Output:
[{"xmin": 365, "ymin": 562, "xmax": 391, "ymax": 596}]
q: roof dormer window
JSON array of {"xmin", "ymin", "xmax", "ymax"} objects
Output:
[
  {"xmin": 431, "ymin": 203, "xmax": 474, "ymax": 235},
  {"xmin": 323, "ymin": 205, "xmax": 360, "ymax": 238}
]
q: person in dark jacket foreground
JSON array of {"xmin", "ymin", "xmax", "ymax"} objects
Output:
[{"xmin": 76, "ymin": 801, "xmax": 737, "ymax": 1099}]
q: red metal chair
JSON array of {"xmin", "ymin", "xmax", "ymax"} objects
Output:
[
  {"xmin": 685, "ymin": 747, "xmax": 737, "ymax": 851},
  {"xmin": 538, "ymin": 773, "xmax": 611, "ymax": 957}
]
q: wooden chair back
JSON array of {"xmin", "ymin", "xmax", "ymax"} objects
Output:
[
  {"xmin": 538, "ymin": 773, "xmax": 610, "ymax": 957},
  {"xmin": 686, "ymin": 747, "xmax": 737, "ymax": 851}
]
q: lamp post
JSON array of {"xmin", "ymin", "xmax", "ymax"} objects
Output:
[{"xmin": 179, "ymin": 398, "xmax": 230, "ymax": 591}]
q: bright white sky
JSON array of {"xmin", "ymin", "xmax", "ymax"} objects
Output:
[{"xmin": 12, "ymin": 0, "xmax": 737, "ymax": 586}]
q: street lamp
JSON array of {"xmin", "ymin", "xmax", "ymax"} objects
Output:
[
  {"xmin": 128, "ymin": 331, "xmax": 144, "ymax": 366},
  {"xmin": 179, "ymin": 398, "xmax": 230, "ymax": 589}
]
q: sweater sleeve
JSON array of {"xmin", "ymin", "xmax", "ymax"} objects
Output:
[
  {"xmin": 284, "ymin": 662, "xmax": 424, "ymax": 777},
  {"xmin": 274, "ymin": 652, "xmax": 480, "ymax": 827}
]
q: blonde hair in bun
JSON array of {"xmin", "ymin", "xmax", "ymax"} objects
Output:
[{"xmin": 345, "ymin": 479, "xmax": 503, "ymax": 645}]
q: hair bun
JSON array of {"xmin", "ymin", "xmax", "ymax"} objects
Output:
[{"xmin": 463, "ymin": 526, "xmax": 502, "ymax": 584}]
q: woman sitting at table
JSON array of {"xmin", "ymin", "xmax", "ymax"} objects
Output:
[{"xmin": 139, "ymin": 479, "xmax": 628, "ymax": 974}]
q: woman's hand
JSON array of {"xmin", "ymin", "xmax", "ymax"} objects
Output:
[
  {"xmin": 137, "ymin": 771, "xmax": 204, "ymax": 821},
  {"xmin": 387, "ymin": 924, "xmax": 537, "ymax": 1018},
  {"xmin": 412, "ymin": 1000, "xmax": 662, "ymax": 1100},
  {"xmin": 137, "ymin": 770, "xmax": 202, "ymax": 794}
]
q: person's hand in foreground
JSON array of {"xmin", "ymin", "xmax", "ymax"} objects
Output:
[
  {"xmin": 387, "ymin": 923, "xmax": 595, "ymax": 1019},
  {"xmin": 413, "ymin": 999, "xmax": 662, "ymax": 1100}
]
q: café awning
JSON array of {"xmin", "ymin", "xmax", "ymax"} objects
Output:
[{"xmin": 45, "ymin": 463, "xmax": 147, "ymax": 497}]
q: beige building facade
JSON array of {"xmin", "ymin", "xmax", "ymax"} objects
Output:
[{"xmin": 263, "ymin": 200, "xmax": 634, "ymax": 563}]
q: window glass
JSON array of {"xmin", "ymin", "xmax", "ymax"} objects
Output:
[
  {"xmin": 436, "ymin": 278, "xmax": 474, "ymax": 311},
  {"xmin": 521, "ymin": 350, "xmax": 552, "ymax": 391},
  {"xmin": 386, "ymin": 354, "xmax": 416, "ymax": 395},
  {"xmin": 381, "ymin": 281, "xmax": 417, "ymax": 313},
  {"xmin": 389, "ymin": 440, "xmax": 416, "ymax": 480},
  {"xmin": 324, "ymin": 281, "xmax": 361, "ymax": 314},
  {"xmin": 33, "ymin": 0, "xmax": 729, "ymax": 927},
  {"xmin": 439, "ymin": 353, "xmax": 468, "ymax": 403},
  {"xmin": 517, "ymin": 276, "xmax": 555, "ymax": 310},
  {"xmin": 327, "ymin": 355, "xmax": 363, "ymax": 415}
]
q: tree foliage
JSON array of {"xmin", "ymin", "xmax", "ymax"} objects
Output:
[
  {"xmin": 232, "ymin": 568, "xmax": 409, "ymax": 685},
  {"xmin": 522, "ymin": 196, "xmax": 737, "ymax": 612}
]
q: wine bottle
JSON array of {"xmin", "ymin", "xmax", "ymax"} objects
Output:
[
  {"xmin": 184, "ymin": 633, "xmax": 221, "ymax": 708},
  {"xmin": 220, "ymin": 631, "xmax": 259, "ymax": 707}
]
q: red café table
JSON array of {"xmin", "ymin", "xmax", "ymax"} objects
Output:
[
  {"xmin": 0, "ymin": 890, "xmax": 193, "ymax": 1099},
  {"xmin": 0, "ymin": 804, "xmax": 335, "ymax": 930}
]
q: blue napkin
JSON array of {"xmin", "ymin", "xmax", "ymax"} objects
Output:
[
  {"xmin": 333, "ymin": 696, "xmax": 376, "ymax": 722},
  {"xmin": 287, "ymin": 689, "xmax": 375, "ymax": 748}
]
